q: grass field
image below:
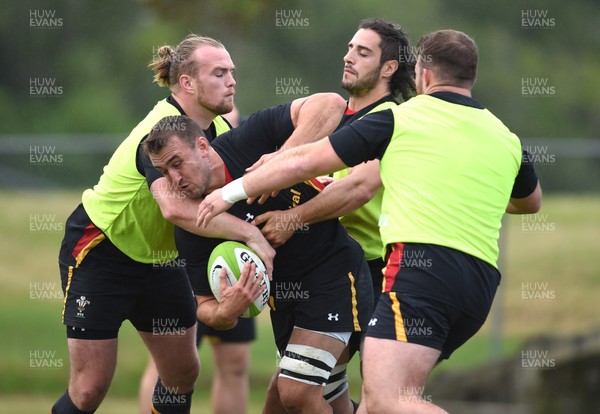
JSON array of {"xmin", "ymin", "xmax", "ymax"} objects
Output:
[{"xmin": 1, "ymin": 190, "xmax": 598, "ymax": 412}]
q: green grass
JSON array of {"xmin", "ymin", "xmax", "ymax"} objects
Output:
[{"xmin": 1, "ymin": 190, "xmax": 599, "ymax": 412}]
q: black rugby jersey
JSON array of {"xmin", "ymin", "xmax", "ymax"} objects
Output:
[{"xmin": 175, "ymin": 103, "xmax": 364, "ymax": 296}]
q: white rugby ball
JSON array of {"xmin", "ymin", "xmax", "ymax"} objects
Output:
[{"xmin": 207, "ymin": 241, "xmax": 270, "ymax": 318}]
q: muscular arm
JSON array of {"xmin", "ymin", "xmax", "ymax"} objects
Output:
[
  {"xmin": 246, "ymin": 93, "xmax": 345, "ymax": 176},
  {"xmin": 198, "ymin": 111, "xmax": 393, "ymax": 226},
  {"xmin": 198, "ymin": 138, "xmax": 348, "ymax": 226},
  {"xmin": 247, "ymin": 139, "xmax": 346, "ymax": 198},
  {"xmin": 196, "ymin": 295, "xmax": 237, "ymax": 330},
  {"xmin": 255, "ymin": 160, "xmax": 381, "ymax": 247},
  {"xmin": 296, "ymin": 161, "xmax": 381, "ymax": 222},
  {"xmin": 151, "ymin": 176, "xmax": 275, "ymax": 275},
  {"xmin": 286, "ymin": 92, "xmax": 346, "ymax": 148},
  {"xmin": 152, "ymin": 177, "xmax": 254, "ymax": 238}
]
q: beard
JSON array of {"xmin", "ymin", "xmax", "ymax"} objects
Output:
[
  {"xmin": 196, "ymin": 95, "xmax": 234, "ymax": 116},
  {"xmin": 212, "ymin": 100, "xmax": 234, "ymax": 116},
  {"xmin": 341, "ymin": 65, "xmax": 382, "ymax": 97}
]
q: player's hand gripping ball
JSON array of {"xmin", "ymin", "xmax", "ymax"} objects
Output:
[{"xmin": 208, "ymin": 241, "xmax": 270, "ymax": 317}]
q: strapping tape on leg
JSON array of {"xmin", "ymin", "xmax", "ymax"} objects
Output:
[
  {"xmin": 279, "ymin": 344, "xmax": 336, "ymax": 386},
  {"xmin": 323, "ymin": 363, "xmax": 349, "ymax": 403}
]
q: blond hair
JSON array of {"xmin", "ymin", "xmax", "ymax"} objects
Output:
[{"xmin": 148, "ymin": 34, "xmax": 224, "ymax": 88}]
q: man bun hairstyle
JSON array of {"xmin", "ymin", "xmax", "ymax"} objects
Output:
[
  {"xmin": 149, "ymin": 46, "xmax": 175, "ymax": 87},
  {"xmin": 148, "ymin": 34, "xmax": 225, "ymax": 88}
]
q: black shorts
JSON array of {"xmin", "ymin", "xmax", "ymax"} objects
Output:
[
  {"xmin": 196, "ymin": 317, "xmax": 256, "ymax": 346},
  {"xmin": 270, "ymin": 258, "xmax": 373, "ymax": 354},
  {"xmin": 368, "ymin": 257, "xmax": 385, "ymax": 306},
  {"xmin": 343, "ymin": 258, "xmax": 384, "ymax": 360},
  {"xmin": 367, "ymin": 243, "xmax": 500, "ymax": 360},
  {"xmin": 59, "ymin": 204, "xmax": 197, "ymax": 338}
]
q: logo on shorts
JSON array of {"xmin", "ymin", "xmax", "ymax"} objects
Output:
[
  {"xmin": 368, "ymin": 318, "xmax": 378, "ymax": 326},
  {"xmin": 245, "ymin": 213, "xmax": 255, "ymax": 222},
  {"xmin": 75, "ymin": 296, "xmax": 90, "ymax": 319},
  {"xmin": 327, "ymin": 313, "xmax": 339, "ymax": 321}
]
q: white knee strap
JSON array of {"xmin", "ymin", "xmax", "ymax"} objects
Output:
[{"xmin": 279, "ymin": 344, "xmax": 337, "ymax": 386}]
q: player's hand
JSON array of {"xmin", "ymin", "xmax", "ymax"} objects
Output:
[
  {"xmin": 316, "ymin": 175, "xmax": 336, "ymax": 187},
  {"xmin": 253, "ymin": 211, "xmax": 295, "ymax": 249},
  {"xmin": 218, "ymin": 262, "xmax": 266, "ymax": 317},
  {"xmin": 247, "ymin": 191, "xmax": 280, "ymax": 206},
  {"xmin": 197, "ymin": 189, "xmax": 233, "ymax": 228},
  {"xmin": 244, "ymin": 227, "xmax": 275, "ymax": 279}
]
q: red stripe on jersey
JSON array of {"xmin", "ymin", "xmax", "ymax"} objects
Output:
[
  {"xmin": 383, "ymin": 243, "xmax": 405, "ymax": 292},
  {"xmin": 344, "ymin": 107, "xmax": 357, "ymax": 115},
  {"xmin": 224, "ymin": 165, "xmax": 233, "ymax": 184},
  {"xmin": 307, "ymin": 177, "xmax": 325, "ymax": 191},
  {"xmin": 72, "ymin": 223, "xmax": 103, "ymax": 259}
]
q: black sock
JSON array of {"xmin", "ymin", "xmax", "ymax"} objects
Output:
[
  {"xmin": 51, "ymin": 390, "xmax": 96, "ymax": 414},
  {"xmin": 152, "ymin": 378, "xmax": 193, "ymax": 414}
]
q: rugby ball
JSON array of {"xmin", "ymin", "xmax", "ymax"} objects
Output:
[{"xmin": 207, "ymin": 241, "xmax": 269, "ymax": 318}]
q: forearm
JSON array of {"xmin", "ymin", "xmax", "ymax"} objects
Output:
[
  {"xmin": 197, "ymin": 139, "xmax": 348, "ymax": 228},
  {"xmin": 152, "ymin": 177, "xmax": 261, "ymax": 241},
  {"xmin": 196, "ymin": 296, "xmax": 238, "ymax": 330},
  {"xmin": 171, "ymin": 198, "xmax": 257, "ymax": 241},
  {"xmin": 292, "ymin": 174, "xmax": 379, "ymax": 225},
  {"xmin": 244, "ymin": 139, "xmax": 346, "ymax": 198}
]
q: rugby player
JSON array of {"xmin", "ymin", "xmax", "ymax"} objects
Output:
[
  {"xmin": 249, "ymin": 18, "xmax": 416, "ymax": 412},
  {"xmin": 137, "ymin": 35, "xmax": 254, "ymax": 414},
  {"xmin": 144, "ymin": 113, "xmax": 373, "ymax": 414}
]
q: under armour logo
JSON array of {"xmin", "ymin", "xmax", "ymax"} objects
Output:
[
  {"xmin": 327, "ymin": 313, "xmax": 339, "ymax": 321},
  {"xmin": 368, "ymin": 318, "xmax": 378, "ymax": 326},
  {"xmin": 246, "ymin": 213, "xmax": 255, "ymax": 222}
]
